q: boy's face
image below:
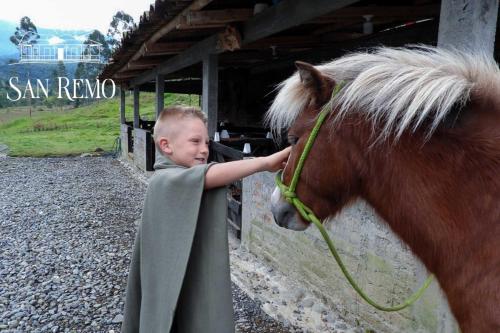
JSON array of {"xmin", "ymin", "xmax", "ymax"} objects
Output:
[{"xmin": 159, "ymin": 117, "xmax": 209, "ymax": 168}]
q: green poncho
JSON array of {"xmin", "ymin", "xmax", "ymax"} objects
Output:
[{"xmin": 122, "ymin": 156, "xmax": 234, "ymax": 333}]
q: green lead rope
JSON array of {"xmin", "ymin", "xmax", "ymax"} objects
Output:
[{"xmin": 275, "ymin": 82, "xmax": 433, "ymax": 312}]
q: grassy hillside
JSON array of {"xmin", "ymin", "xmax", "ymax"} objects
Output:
[{"xmin": 0, "ymin": 92, "xmax": 200, "ymax": 157}]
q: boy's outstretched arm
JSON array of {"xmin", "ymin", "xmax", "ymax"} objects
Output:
[{"xmin": 204, "ymin": 147, "xmax": 291, "ymax": 189}]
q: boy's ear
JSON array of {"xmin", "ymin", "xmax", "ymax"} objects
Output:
[{"xmin": 158, "ymin": 137, "xmax": 173, "ymax": 155}]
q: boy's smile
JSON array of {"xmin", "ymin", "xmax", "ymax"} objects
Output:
[{"xmin": 161, "ymin": 117, "xmax": 209, "ymax": 168}]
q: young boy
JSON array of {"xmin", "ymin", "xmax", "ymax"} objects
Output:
[{"xmin": 122, "ymin": 106, "xmax": 290, "ymax": 333}]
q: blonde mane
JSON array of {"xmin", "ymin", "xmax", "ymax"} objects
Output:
[{"xmin": 266, "ymin": 45, "xmax": 500, "ymax": 140}]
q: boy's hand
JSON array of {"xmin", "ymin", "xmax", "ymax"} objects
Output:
[
  {"xmin": 262, "ymin": 146, "xmax": 291, "ymax": 172},
  {"xmin": 205, "ymin": 147, "xmax": 291, "ymax": 189}
]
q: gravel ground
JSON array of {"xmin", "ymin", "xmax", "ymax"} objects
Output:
[{"xmin": 0, "ymin": 156, "xmax": 297, "ymax": 333}]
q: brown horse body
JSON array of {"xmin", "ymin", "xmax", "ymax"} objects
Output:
[{"xmin": 268, "ymin": 47, "xmax": 500, "ymax": 332}]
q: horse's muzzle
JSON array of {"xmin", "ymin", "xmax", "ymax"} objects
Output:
[{"xmin": 270, "ymin": 187, "xmax": 309, "ymax": 231}]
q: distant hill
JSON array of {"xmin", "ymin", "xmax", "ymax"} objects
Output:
[{"xmin": 0, "ymin": 20, "xmax": 18, "ymax": 59}]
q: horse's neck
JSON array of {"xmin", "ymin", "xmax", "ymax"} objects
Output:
[
  {"xmin": 361, "ymin": 134, "xmax": 500, "ymax": 330},
  {"xmin": 351, "ymin": 105, "xmax": 500, "ymax": 330},
  {"xmin": 361, "ymin": 133, "xmax": 499, "ymax": 276}
]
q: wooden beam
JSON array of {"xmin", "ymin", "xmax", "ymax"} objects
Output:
[
  {"xmin": 144, "ymin": 9, "xmax": 253, "ymax": 32},
  {"xmin": 185, "ymin": 9, "xmax": 253, "ymax": 25},
  {"xmin": 120, "ymin": 88, "xmax": 126, "ymax": 124},
  {"xmin": 155, "ymin": 74, "xmax": 164, "ymax": 119},
  {"xmin": 241, "ymin": 0, "xmax": 359, "ymax": 44},
  {"xmin": 322, "ymin": 32, "xmax": 364, "ymax": 42},
  {"xmin": 114, "ymin": 70, "xmax": 147, "ymax": 80},
  {"xmin": 438, "ymin": 0, "xmax": 498, "ymax": 54},
  {"xmin": 312, "ymin": 4, "xmax": 440, "ymax": 22},
  {"xmin": 144, "ymin": 42, "xmax": 194, "ymax": 56},
  {"xmin": 130, "ymin": 0, "xmax": 359, "ymax": 87},
  {"xmin": 131, "ymin": 34, "xmax": 219, "ymax": 86},
  {"xmin": 243, "ymin": 35, "xmax": 323, "ymax": 49},
  {"xmin": 124, "ymin": 58, "xmax": 164, "ymax": 71},
  {"xmin": 140, "ymin": 80, "xmax": 202, "ymax": 95},
  {"xmin": 202, "ymin": 54, "xmax": 218, "ymax": 138},
  {"xmin": 133, "ymin": 87, "xmax": 140, "ymax": 129}
]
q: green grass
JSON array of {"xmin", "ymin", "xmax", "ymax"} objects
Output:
[{"xmin": 0, "ymin": 93, "xmax": 200, "ymax": 157}]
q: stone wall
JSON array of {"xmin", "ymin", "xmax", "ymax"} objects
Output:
[{"xmin": 241, "ymin": 172, "xmax": 459, "ymax": 333}]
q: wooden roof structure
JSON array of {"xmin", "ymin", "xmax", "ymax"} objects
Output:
[{"xmin": 100, "ymin": 0, "xmax": 450, "ymax": 90}]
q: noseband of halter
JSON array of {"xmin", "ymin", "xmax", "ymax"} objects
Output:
[{"xmin": 274, "ymin": 81, "xmax": 433, "ymax": 312}]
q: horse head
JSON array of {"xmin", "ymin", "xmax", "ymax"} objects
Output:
[{"xmin": 269, "ymin": 61, "xmax": 363, "ymax": 231}]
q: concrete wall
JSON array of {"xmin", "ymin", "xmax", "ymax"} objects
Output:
[
  {"xmin": 133, "ymin": 129, "xmax": 148, "ymax": 171},
  {"xmin": 120, "ymin": 124, "xmax": 130, "ymax": 160},
  {"xmin": 132, "ymin": 128, "xmax": 155, "ymax": 172},
  {"xmin": 242, "ymin": 172, "xmax": 460, "ymax": 333}
]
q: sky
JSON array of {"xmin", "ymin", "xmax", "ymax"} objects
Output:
[{"xmin": 1, "ymin": 0, "xmax": 155, "ymax": 33}]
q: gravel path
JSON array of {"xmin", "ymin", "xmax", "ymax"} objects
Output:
[{"xmin": 0, "ymin": 156, "xmax": 296, "ymax": 333}]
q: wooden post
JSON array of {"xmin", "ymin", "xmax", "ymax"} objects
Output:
[
  {"xmin": 155, "ymin": 74, "xmax": 165, "ymax": 119},
  {"xmin": 120, "ymin": 88, "xmax": 126, "ymax": 124},
  {"xmin": 438, "ymin": 0, "xmax": 498, "ymax": 54},
  {"xmin": 202, "ymin": 54, "xmax": 218, "ymax": 138},
  {"xmin": 133, "ymin": 87, "xmax": 140, "ymax": 129}
]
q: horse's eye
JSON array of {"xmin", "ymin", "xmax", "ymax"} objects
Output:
[{"xmin": 287, "ymin": 135, "xmax": 298, "ymax": 145}]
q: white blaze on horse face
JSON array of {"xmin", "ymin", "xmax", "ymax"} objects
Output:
[
  {"xmin": 270, "ymin": 151, "xmax": 309, "ymax": 231},
  {"xmin": 270, "ymin": 186, "xmax": 309, "ymax": 231},
  {"xmin": 271, "ymin": 186, "xmax": 282, "ymax": 206}
]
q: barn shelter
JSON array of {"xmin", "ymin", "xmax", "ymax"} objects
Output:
[{"xmin": 100, "ymin": 1, "xmax": 498, "ymax": 332}]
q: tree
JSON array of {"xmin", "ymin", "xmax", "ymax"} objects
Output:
[
  {"xmin": 87, "ymin": 29, "xmax": 112, "ymax": 62},
  {"xmin": 73, "ymin": 10, "xmax": 132, "ymax": 104},
  {"xmin": 10, "ymin": 16, "xmax": 40, "ymax": 117},
  {"xmin": 107, "ymin": 11, "xmax": 134, "ymax": 51},
  {"xmin": 51, "ymin": 61, "xmax": 68, "ymax": 110},
  {"xmin": 73, "ymin": 62, "xmax": 85, "ymax": 108},
  {"xmin": 74, "ymin": 29, "xmax": 113, "ymax": 107},
  {"xmin": 10, "ymin": 16, "xmax": 40, "ymax": 46}
]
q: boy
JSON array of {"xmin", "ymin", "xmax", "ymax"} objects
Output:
[{"xmin": 122, "ymin": 106, "xmax": 290, "ymax": 333}]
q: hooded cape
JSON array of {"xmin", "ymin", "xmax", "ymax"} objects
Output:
[{"xmin": 122, "ymin": 155, "xmax": 234, "ymax": 333}]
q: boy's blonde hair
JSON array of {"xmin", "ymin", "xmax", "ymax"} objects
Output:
[{"xmin": 153, "ymin": 106, "xmax": 207, "ymax": 151}]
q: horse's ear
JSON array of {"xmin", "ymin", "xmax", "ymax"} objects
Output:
[{"xmin": 295, "ymin": 61, "xmax": 335, "ymax": 105}]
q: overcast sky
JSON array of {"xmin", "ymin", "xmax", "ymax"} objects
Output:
[{"xmin": 1, "ymin": 0, "xmax": 154, "ymax": 33}]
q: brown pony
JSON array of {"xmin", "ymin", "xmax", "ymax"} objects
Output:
[{"xmin": 267, "ymin": 46, "xmax": 500, "ymax": 332}]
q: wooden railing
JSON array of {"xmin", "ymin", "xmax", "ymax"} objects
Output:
[
  {"xmin": 210, "ymin": 141, "xmax": 244, "ymax": 239},
  {"xmin": 209, "ymin": 136, "xmax": 279, "ymax": 240}
]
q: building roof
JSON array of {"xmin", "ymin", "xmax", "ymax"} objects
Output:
[{"xmin": 100, "ymin": 0, "xmax": 444, "ymax": 88}]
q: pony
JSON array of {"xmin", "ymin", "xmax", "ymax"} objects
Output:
[{"xmin": 266, "ymin": 46, "xmax": 500, "ymax": 332}]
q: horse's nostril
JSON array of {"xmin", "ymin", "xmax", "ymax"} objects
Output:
[
  {"xmin": 271, "ymin": 203, "xmax": 296, "ymax": 229},
  {"xmin": 271, "ymin": 206, "xmax": 284, "ymax": 227},
  {"xmin": 272, "ymin": 211, "xmax": 279, "ymax": 224}
]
